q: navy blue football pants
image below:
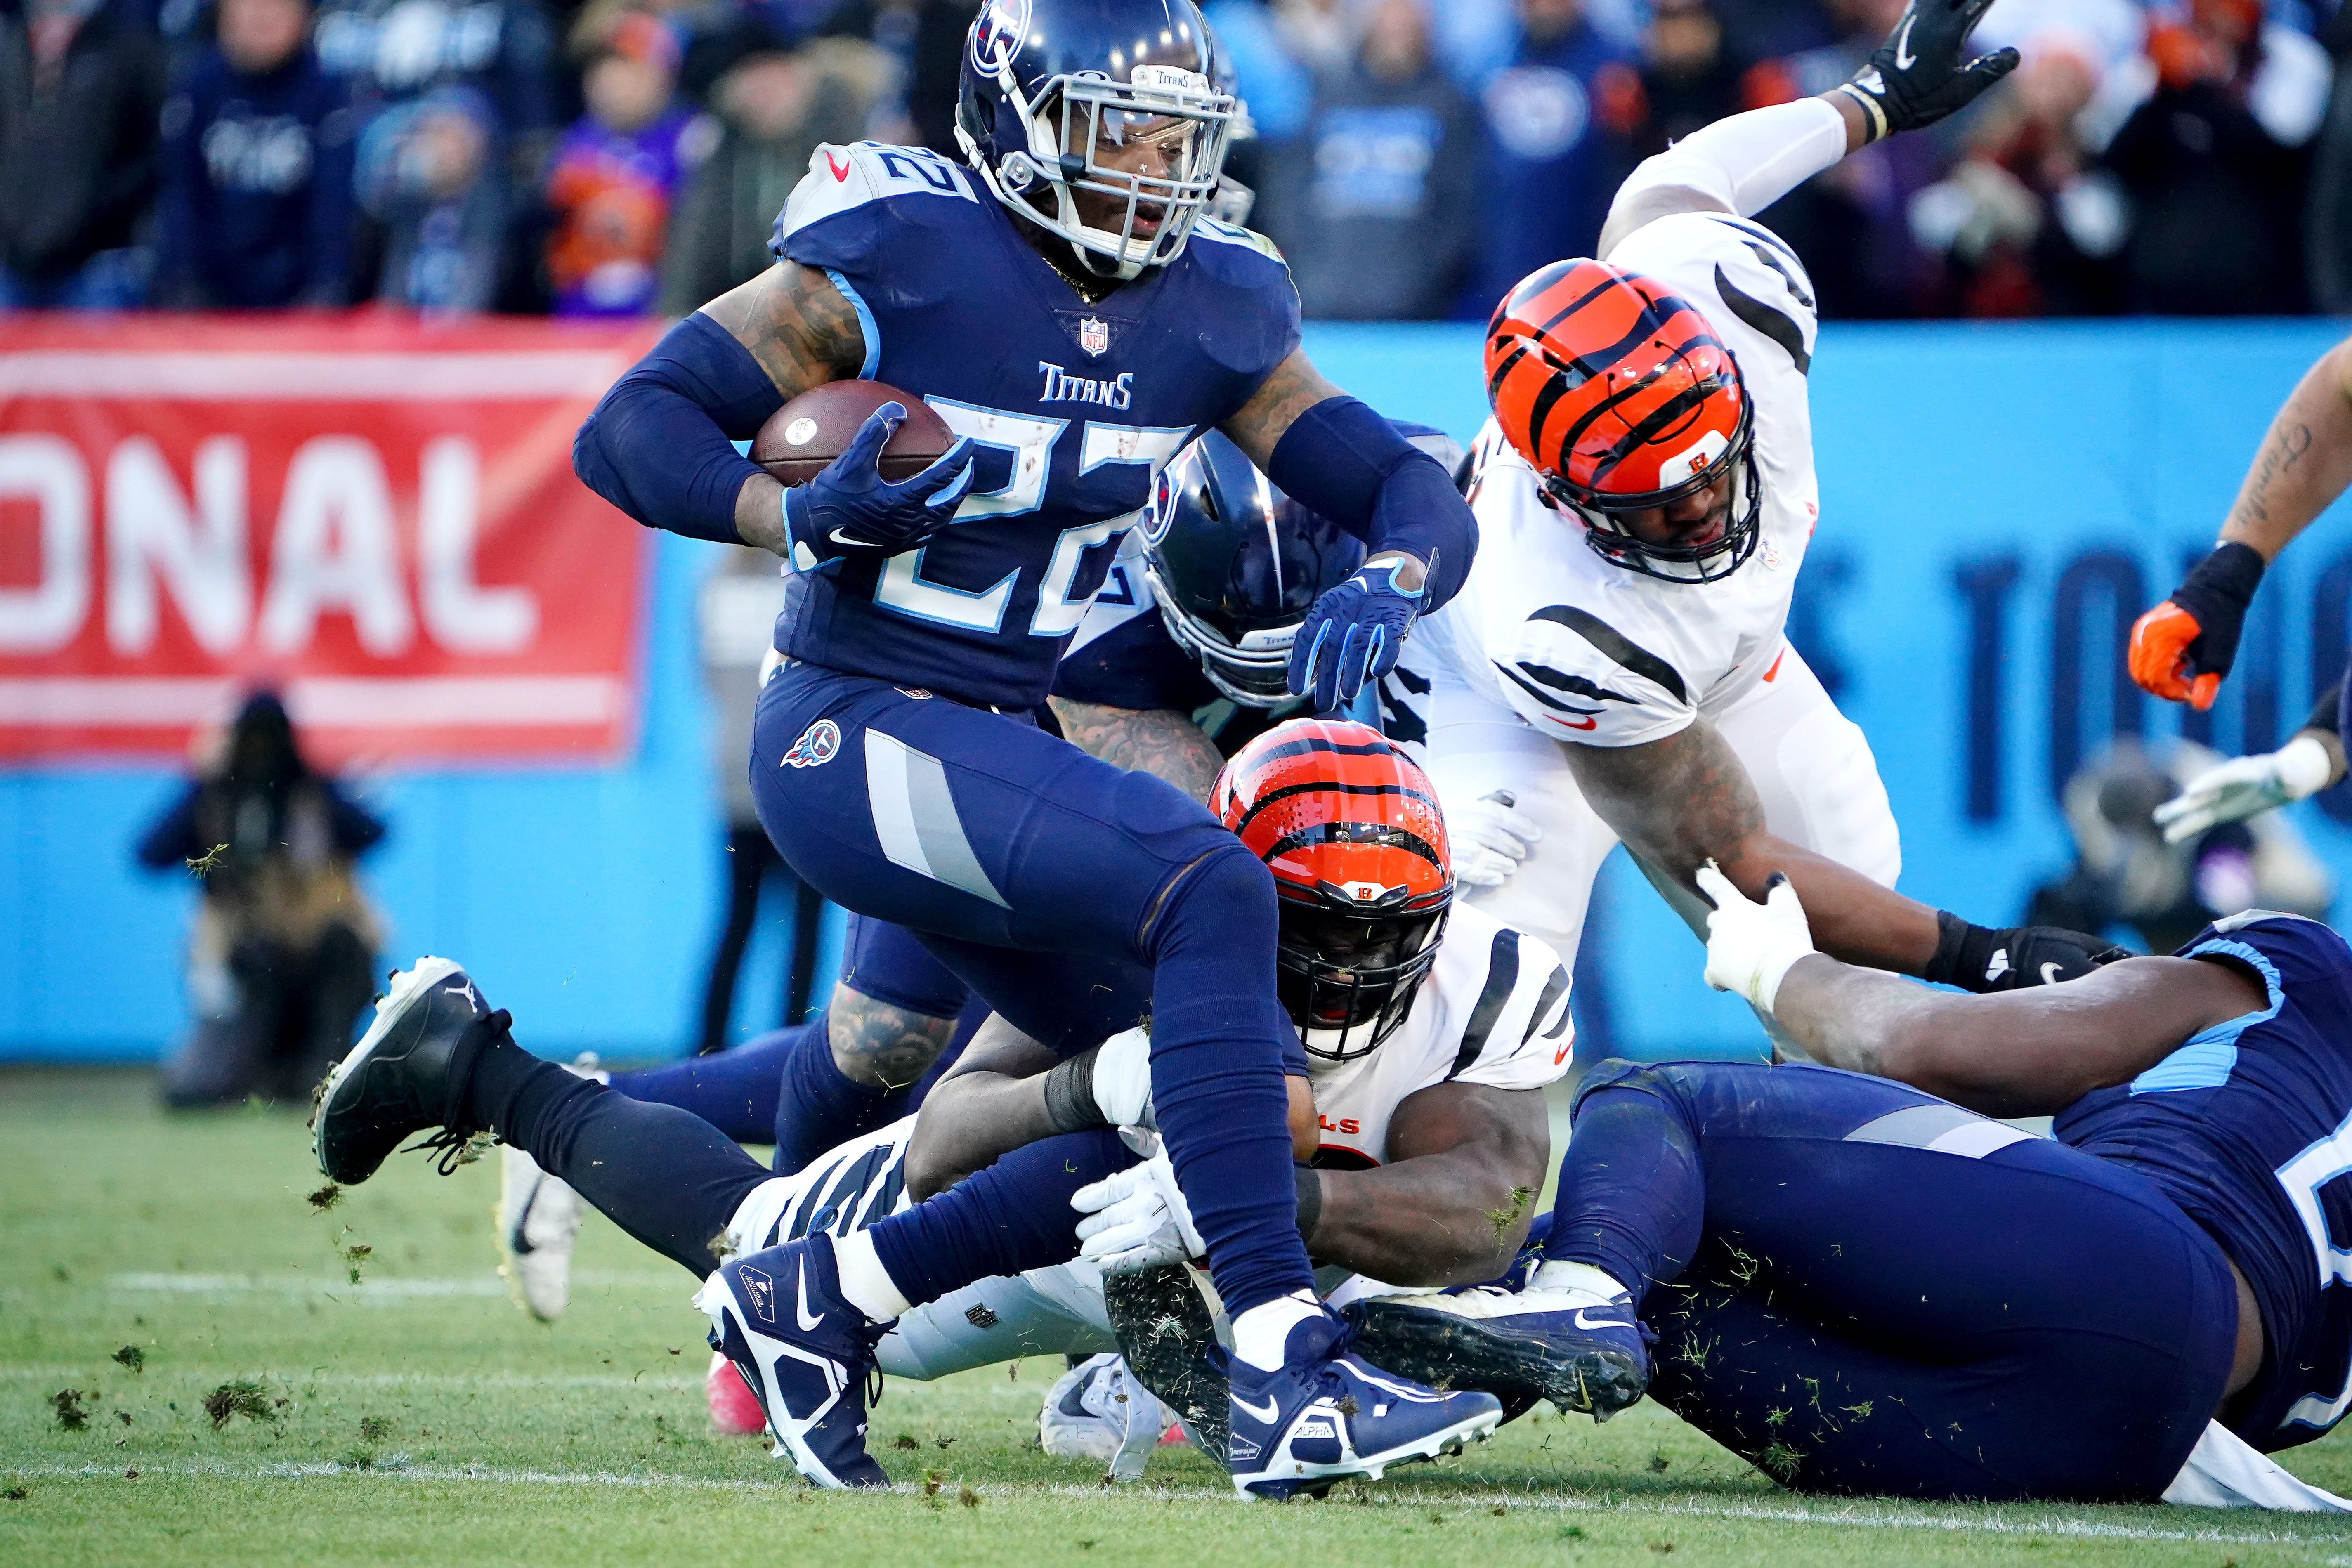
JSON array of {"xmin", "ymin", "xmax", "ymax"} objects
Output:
[
  {"xmin": 749, "ymin": 661, "xmax": 1312, "ymax": 1315},
  {"xmin": 1552, "ymin": 1060, "xmax": 2240, "ymax": 1502}
]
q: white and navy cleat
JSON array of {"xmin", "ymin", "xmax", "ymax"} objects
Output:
[
  {"xmin": 496, "ymin": 1147, "xmax": 583, "ymax": 1322},
  {"xmin": 694, "ymin": 1230, "xmax": 890, "ymax": 1489},
  {"xmin": 1344, "ymin": 1281, "xmax": 1652, "ymax": 1421},
  {"xmin": 1221, "ymin": 1310, "xmax": 1502, "ymax": 1501},
  {"xmin": 1039, "ymin": 1353, "xmax": 1173, "ymax": 1482}
]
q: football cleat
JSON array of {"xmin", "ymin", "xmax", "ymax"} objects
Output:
[
  {"xmin": 496, "ymin": 1147, "xmax": 582, "ymax": 1322},
  {"xmin": 694, "ymin": 1231, "xmax": 890, "ymax": 1489},
  {"xmin": 1039, "ymin": 1353, "xmax": 1172, "ymax": 1482},
  {"xmin": 1220, "ymin": 1311, "xmax": 1502, "ymax": 1501},
  {"xmin": 1103, "ymin": 1261, "xmax": 1229, "ymax": 1456},
  {"xmin": 312, "ymin": 956, "xmax": 505, "ymax": 1185},
  {"xmin": 1343, "ymin": 1282, "xmax": 1652, "ymax": 1421},
  {"xmin": 706, "ymin": 1349, "xmax": 768, "ymax": 1436}
]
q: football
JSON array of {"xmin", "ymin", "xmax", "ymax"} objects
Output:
[{"xmin": 750, "ymin": 380, "xmax": 956, "ymax": 486}]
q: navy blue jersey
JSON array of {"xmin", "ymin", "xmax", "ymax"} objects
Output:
[
  {"xmin": 2054, "ymin": 912, "xmax": 2352, "ymax": 1450},
  {"xmin": 768, "ymin": 141, "xmax": 1301, "ymax": 709}
]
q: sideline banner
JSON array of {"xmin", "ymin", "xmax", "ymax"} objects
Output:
[{"xmin": 0, "ymin": 314, "xmax": 662, "ymax": 766}]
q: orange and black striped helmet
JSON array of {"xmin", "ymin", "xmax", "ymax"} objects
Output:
[
  {"xmin": 1213, "ymin": 717, "xmax": 1450, "ymax": 1062},
  {"xmin": 1486, "ymin": 258, "xmax": 1762, "ymax": 583}
]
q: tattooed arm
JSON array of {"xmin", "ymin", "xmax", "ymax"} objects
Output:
[
  {"xmin": 1047, "ymin": 697, "xmax": 1225, "ymax": 804},
  {"xmin": 2217, "ymin": 335, "xmax": 2352, "ymax": 562},
  {"xmin": 826, "ymin": 985, "xmax": 959, "ymax": 1092},
  {"xmin": 697, "ymin": 262, "xmax": 869, "ymax": 553},
  {"xmin": 1563, "ymin": 719, "xmax": 1945, "ymax": 974}
]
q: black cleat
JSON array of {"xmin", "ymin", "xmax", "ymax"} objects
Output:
[
  {"xmin": 1103, "ymin": 1262, "xmax": 1229, "ymax": 1458},
  {"xmin": 312, "ymin": 956, "xmax": 505, "ymax": 1185}
]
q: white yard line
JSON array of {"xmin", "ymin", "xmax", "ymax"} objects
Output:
[
  {"xmin": 0, "ymin": 1368, "xmax": 700, "ymax": 1391},
  {"xmin": 4, "ymin": 1459, "xmax": 2352, "ymax": 1544},
  {"xmin": 101, "ymin": 1270, "xmax": 679, "ymax": 1303}
]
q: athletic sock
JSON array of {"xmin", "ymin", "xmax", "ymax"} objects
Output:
[
  {"xmin": 862, "ymin": 1128, "xmax": 1133, "ymax": 1310},
  {"xmin": 1229, "ymin": 1290, "xmax": 1322, "ymax": 1372},
  {"xmin": 1142, "ymin": 848, "xmax": 1318, "ymax": 1317},
  {"xmin": 466, "ymin": 1031, "xmax": 771, "ymax": 1276},
  {"xmin": 770, "ymin": 1011, "xmax": 901, "ymax": 1176},
  {"xmin": 1528, "ymin": 1260, "xmax": 1632, "ymax": 1301},
  {"xmin": 832, "ymin": 1230, "xmax": 911, "ymax": 1321},
  {"xmin": 605, "ymin": 1026, "xmax": 796, "ymax": 1145},
  {"xmin": 1542, "ymin": 1083, "xmax": 1705, "ymax": 1299}
]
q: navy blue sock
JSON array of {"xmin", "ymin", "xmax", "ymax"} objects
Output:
[
  {"xmin": 606, "ymin": 1027, "xmax": 795, "ymax": 1144},
  {"xmin": 771, "ymin": 1009, "xmax": 900, "ymax": 1176},
  {"xmin": 1542, "ymin": 1082, "xmax": 1704, "ymax": 1296},
  {"xmin": 864, "ymin": 1129, "xmax": 1133, "ymax": 1308},
  {"xmin": 1143, "ymin": 846, "xmax": 1316, "ymax": 1316},
  {"xmin": 468, "ymin": 1034, "xmax": 770, "ymax": 1276}
]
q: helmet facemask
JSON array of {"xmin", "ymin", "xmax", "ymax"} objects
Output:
[
  {"xmin": 1543, "ymin": 392, "xmax": 1764, "ymax": 585},
  {"xmin": 1144, "ymin": 560, "xmax": 1299, "ymax": 708},
  {"xmin": 1277, "ymin": 895, "xmax": 1448, "ymax": 1065},
  {"xmin": 961, "ymin": 64, "xmax": 1233, "ymax": 281}
]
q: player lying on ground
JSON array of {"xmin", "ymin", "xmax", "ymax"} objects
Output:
[
  {"xmin": 498, "ymin": 432, "xmax": 1459, "ymax": 1321},
  {"xmin": 316, "ymin": 723, "xmax": 1569, "ymax": 1497},
  {"xmin": 1386, "ymin": 0, "xmax": 2116, "ymax": 1030},
  {"xmin": 1343, "ymin": 874, "xmax": 2352, "ymax": 1507}
]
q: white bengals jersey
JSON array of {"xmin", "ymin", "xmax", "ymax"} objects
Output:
[
  {"xmin": 1301, "ymin": 902, "xmax": 1573, "ymax": 1169},
  {"xmin": 1405, "ymin": 210, "xmax": 1822, "ymax": 750}
]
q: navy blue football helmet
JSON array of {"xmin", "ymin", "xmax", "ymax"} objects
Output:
[
  {"xmin": 955, "ymin": 0, "xmax": 1236, "ymax": 279},
  {"xmin": 1141, "ymin": 432, "xmax": 1364, "ymax": 708}
]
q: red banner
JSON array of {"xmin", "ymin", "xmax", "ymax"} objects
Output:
[{"xmin": 0, "ymin": 313, "xmax": 663, "ymax": 766}]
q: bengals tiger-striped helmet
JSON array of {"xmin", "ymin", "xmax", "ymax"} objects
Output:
[
  {"xmin": 1213, "ymin": 717, "xmax": 1451, "ymax": 1062},
  {"xmin": 1486, "ymin": 258, "xmax": 1761, "ymax": 583}
]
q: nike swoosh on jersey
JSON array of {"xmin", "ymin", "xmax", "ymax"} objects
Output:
[
  {"xmin": 1893, "ymin": 17, "xmax": 1916, "ymax": 68},
  {"xmin": 1232, "ymin": 1392, "xmax": 1279, "ymax": 1423},
  {"xmin": 795, "ymin": 1256, "xmax": 827, "ymax": 1332},
  {"xmin": 1554, "ymin": 715, "xmax": 1599, "ymax": 731},
  {"xmin": 1573, "ymin": 1308, "xmax": 1630, "ymax": 1330}
]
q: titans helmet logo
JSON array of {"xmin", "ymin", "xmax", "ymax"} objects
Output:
[{"xmin": 970, "ymin": 0, "xmax": 1031, "ymax": 73}]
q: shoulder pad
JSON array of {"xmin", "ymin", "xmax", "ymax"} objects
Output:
[
  {"xmin": 1190, "ymin": 217, "xmax": 1287, "ymax": 267},
  {"xmin": 775, "ymin": 141, "xmax": 982, "ymax": 262}
]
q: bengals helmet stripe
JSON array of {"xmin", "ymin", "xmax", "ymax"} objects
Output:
[
  {"xmin": 1214, "ymin": 717, "xmax": 1452, "ymax": 1063},
  {"xmin": 1486, "ymin": 256, "xmax": 1763, "ymax": 584}
]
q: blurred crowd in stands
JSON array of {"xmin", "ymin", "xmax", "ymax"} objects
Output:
[{"xmin": 2, "ymin": 0, "xmax": 2349, "ymax": 320}]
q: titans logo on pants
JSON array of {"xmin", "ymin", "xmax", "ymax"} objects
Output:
[{"xmin": 785, "ymin": 720, "xmax": 842, "ymax": 768}]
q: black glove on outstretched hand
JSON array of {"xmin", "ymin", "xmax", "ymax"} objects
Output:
[
  {"xmin": 1922, "ymin": 910, "xmax": 2130, "ymax": 993},
  {"xmin": 1834, "ymin": 0, "xmax": 2020, "ymax": 142}
]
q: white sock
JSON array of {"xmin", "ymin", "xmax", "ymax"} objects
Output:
[
  {"xmin": 1530, "ymin": 1260, "xmax": 1629, "ymax": 1303},
  {"xmin": 831, "ymin": 1231, "xmax": 909, "ymax": 1322},
  {"xmin": 1229, "ymin": 1289, "xmax": 1321, "ymax": 1372}
]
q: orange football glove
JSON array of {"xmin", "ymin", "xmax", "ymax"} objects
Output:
[{"xmin": 2129, "ymin": 600, "xmax": 2220, "ymax": 710}]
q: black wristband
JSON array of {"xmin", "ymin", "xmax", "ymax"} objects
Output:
[
  {"xmin": 1294, "ymin": 1166, "xmax": 1321, "ymax": 1244},
  {"xmin": 1922, "ymin": 909, "xmax": 1980, "ymax": 989},
  {"xmin": 2310, "ymin": 677, "xmax": 2346, "ymax": 738},
  {"xmin": 2170, "ymin": 542, "xmax": 2267, "ymax": 675},
  {"xmin": 1041, "ymin": 1048, "xmax": 1103, "ymax": 1133}
]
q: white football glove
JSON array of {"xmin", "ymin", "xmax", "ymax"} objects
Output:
[
  {"xmin": 1072, "ymin": 1150, "xmax": 1202, "ymax": 1275},
  {"xmin": 1449, "ymin": 789, "xmax": 1543, "ymax": 888},
  {"xmin": 2154, "ymin": 735, "xmax": 2336, "ymax": 845},
  {"xmin": 1696, "ymin": 860, "xmax": 1816, "ymax": 1015},
  {"xmin": 1090, "ymin": 1026, "xmax": 1155, "ymax": 1130}
]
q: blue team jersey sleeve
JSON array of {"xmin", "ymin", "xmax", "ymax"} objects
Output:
[
  {"xmin": 770, "ymin": 142, "xmax": 988, "ymax": 312},
  {"xmin": 1183, "ymin": 218, "xmax": 1303, "ymax": 414}
]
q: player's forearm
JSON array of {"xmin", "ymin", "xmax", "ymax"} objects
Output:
[
  {"xmin": 1598, "ymin": 97, "xmax": 1851, "ymax": 252},
  {"xmin": 902, "ymin": 1070, "xmax": 1063, "ymax": 1200},
  {"xmin": 2217, "ymin": 340, "xmax": 2352, "ymax": 561},
  {"xmin": 1304, "ymin": 1152, "xmax": 1538, "ymax": 1287},
  {"xmin": 1046, "ymin": 698, "xmax": 1224, "ymax": 804},
  {"xmin": 574, "ymin": 313, "xmax": 783, "ymax": 545},
  {"xmin": 1717, "ymin": 836, "xmax": 1942, "ymax": 975},
  {"xmin": 734, "ymin": 472, "xmax": 788, "ymax": 555}
]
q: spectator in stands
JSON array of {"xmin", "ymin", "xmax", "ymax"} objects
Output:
[
  {"xmin": 543, "ymin": 9, "xmax": 712, "ymax": 315},
  {"xmin": 1618, "ymin": 0, "xmax": 1780, "ymax": 157},
  {"xmin": 1259, "ymin": 0, "xmax": 1478, "ymax": 319},
  {"xmin": 311, "ymin": 0, "xmax": 559, "ymax": 178},
  {"xmin": 2308, "ymin": 0, "xmax": 2352, "ymax": 310},
  {"xmin": 1466, "ymin": 0, "xmax": 1637, "ymax": 315},
  {"xmin": 137, "ymin": 692, "xmax": 385, "ymax": 1110},
  {"xmin": 354, "ymin": 83, "xmax": 512, "ymax": 311},
  {"xmin": 0, "ymin": 0, "xmax": 168, "ymax": 307},
  {"xmin": 154, "ymin": 0, "xmax": 358, "ymax": 308},
  {"xmin": 1906, "ymin": 36, "xmax": 2128, "ymax": 316},
  {"xmin": 2102, "ymin": 0, "xmax": 2329, "ymax": 313},
  {"xmin": 659, "ymin": 40, "xmax": 871, "ymax": 309}
]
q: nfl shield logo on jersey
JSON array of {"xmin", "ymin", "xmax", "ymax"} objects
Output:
[
  {"xmin": 783, "ymin": 719, "xmax": 841, "ymax": 768},
  {"xmin": 1079, "ymin": 317, "xmax": 1110, "ymax": 357}
]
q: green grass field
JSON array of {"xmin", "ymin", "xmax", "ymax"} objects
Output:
[{"xmin": 11, "ymin": 1068, "xmax": 2352, "ymax": 1567}]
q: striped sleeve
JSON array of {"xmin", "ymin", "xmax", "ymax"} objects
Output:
[{"xmin": 1446, "ymin": 926, "xmax": 1576, "ymax": 1091}]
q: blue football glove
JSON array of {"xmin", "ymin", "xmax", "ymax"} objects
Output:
[
  {"xmin": 1288, "ymin": 555, "xmax": 1426, "ymax": 712},
  {"xmin": 782, "ymin": 401, "xmax": 975, "ymax": 567}
]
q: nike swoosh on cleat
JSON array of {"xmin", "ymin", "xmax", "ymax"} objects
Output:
[
  {"xmin": 510, "ymin": 1183, "xmax": 539, "ymax": 1255},
  {"xmin": 2040, "ymin": 962, "xmax": 2064, "ymax": 985},
  {"xmin": 796, "ymin": 1256, "xmax": 827, "ymax": 1333},
  {"xmin": 1232, "ymin": 1392, "xmax": 1278, "ymax": 1423},
  {"xmin": 1573, "ymin": 1309, "xmax": 1630, "ymax": 1330},
  {"xmin": 1892, "ymin": 16, "xmax": 1916, "ymax": 68}
]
